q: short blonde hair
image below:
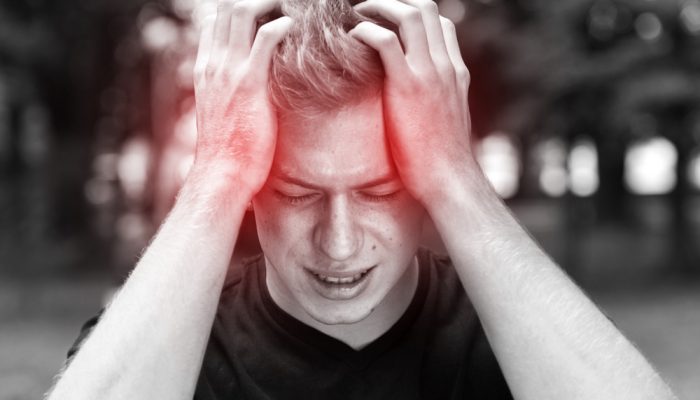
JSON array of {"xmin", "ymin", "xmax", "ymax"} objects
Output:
[{"xmin": 270, "ymin": 0, "xmax": 385, "ymax": 116}]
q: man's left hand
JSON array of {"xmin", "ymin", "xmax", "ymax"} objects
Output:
[{"xmin": 350, "ymin": 0, "xmax": 476, "ymax": 209}]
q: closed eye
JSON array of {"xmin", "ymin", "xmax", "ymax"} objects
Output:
[
  {"xmin": 274, "ymin": 190, "xmax": 319, "ymax": 205},
  {"xmin": 360, "ymin": 190, "xmax": 400, "ymax": 202}
]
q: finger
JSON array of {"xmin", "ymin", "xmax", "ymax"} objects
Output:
[
  {"xmin": 193, "ymin": 0, "xmax": 218, "ymax": 30},
  {"xmin": 228, "ymin": 0, "xmax": 282, "ymax": 59},
  {"xmin": 354, "ymin": 0, "xmax": 432, "ymax": 69},
  {"xmin": 349, "ymin": 21, "xmax": 412, "ymax": 82},
  {"xmin": 213, "ymin": 0, "xmax": 236, "ymax": 49},
  {"xmin": 248, "ymin": 16, "xmax": 294, "ymax": 82},
  {"xmin": 395, "ymin": 0, "xmax": 450, "ymax": 67},
  {"xmin": 440, "ymin": 17, "xmax": 469, "ymax": 108},
  {"xmin": 440, "ymin": 17, "xmax": 467, "ymax": 70},
  {"xmin": 194, "ymin": 15, "xmax": 217, "ymax": 78}
]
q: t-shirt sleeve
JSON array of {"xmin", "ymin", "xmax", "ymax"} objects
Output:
[
  {"xmin": 66, "ymin": 310, "xmax": 104, "ymax": 362},
  {"xmin": 426, "ymin": 250, "xmax": 514, "ymax": 399},
  {"xmin": 466, "ymin": 325, "xmax": 514, "ymax": 399}
]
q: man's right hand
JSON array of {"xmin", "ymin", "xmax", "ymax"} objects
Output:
[
  {"xmin": 46, "ymin": 5, "xmax": 294, "ymax": 399},
  {"xmin": 192, "ymin": 0, "xmax": 293, "ymax": 197}
]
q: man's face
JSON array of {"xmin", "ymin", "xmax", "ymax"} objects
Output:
[{"xmin": 252, "ymin": 96, "xmax": 426, "ymax": 326}]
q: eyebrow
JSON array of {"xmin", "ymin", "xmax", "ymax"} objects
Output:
[{"xmin": 272, "ymin": 171, "xmax": 399, "ymax": 190}]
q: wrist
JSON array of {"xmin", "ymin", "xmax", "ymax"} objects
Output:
[
  {"xmin": 425, "ymin": 158, "xmax": 512, "ymax": 233},
  {"xmin": 176, "ymin": 161, "xmax": 256, "ymax": 219},
  {"xmin": 185, "ymin": 160, "xmax": 258, "ymax": 201}
]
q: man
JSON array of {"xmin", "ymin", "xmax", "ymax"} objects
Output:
[{"xmin": 47, "ymin": 0, "xmax": 677, "ymax": 399}]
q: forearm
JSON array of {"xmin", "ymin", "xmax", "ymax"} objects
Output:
[
  {"xmin": 48, "ymin": 167, "xmax": 250, "ymax": 400},
  {"xmin": 428, "ymin": 163, "xmax": 676, "ymax": 400}
]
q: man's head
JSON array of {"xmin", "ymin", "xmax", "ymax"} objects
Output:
[
  {"xmin": 252, "ymin": 0, "xmax": 426, "ymax": 327},
  {"xmin": 269, "ymin": 0, "xmax": 384, "ymax": 116}
]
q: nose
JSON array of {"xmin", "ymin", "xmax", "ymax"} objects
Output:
[{"xmin": 315, "ymin": 196, "xmax": 361, "ymax": 261}]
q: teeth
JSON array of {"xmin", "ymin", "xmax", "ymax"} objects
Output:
[
  {"xmin": 314, "ymin": 270, "xmax": 368, "ymax": 284},
  {"xmin": 339, "ymin": 275, "xmax": 359, "ymax": 283}
]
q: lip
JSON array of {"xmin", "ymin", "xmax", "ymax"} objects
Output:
[
  {"xmin": 305, "ymin": 265, "xmax": 376, "ymax": 301},
  {"xmin": 304, "ymin": 266, "xmax": 374, "ymax": 279}
]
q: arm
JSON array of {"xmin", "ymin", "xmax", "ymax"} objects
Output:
[
  {"xmin": 430, "ymin": 163, "xmax": 677, "ymax": 400},
  {"xmin": 351, "ymin": 0, "xmax": 677, "ymax": 398},
  {"xmin": 46, "ymin": 2, "xmax": 293, "ymax": 399}
]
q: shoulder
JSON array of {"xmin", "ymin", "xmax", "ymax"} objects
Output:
[
  {"xmin": 415, "ymin": 247, "xmax": 484, "ymax": 353},
  {"xmin": 419, "ymin": 247, "xmax": 455, "ymax": 280},
  {"xmin": 212, "ymin": 254, "xmax": 269, "ymax": 336},
  {"xmin": 219, "ymin": 254, "xmax": 264, "ymax": 302},
  {"xmin": 66, "ymin": 311, "xmax": 103, "ymax": 361},
  {"xmin": 417, "ymin": 247, "xmax": 474, "ymax": 315},
  {"xmin": 415, "ymin": 249, "xmax": 514, "ymax": 398}
]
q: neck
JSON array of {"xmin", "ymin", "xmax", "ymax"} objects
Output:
[{"xmin": 266, "ymin": 256, "xmax": 419, "ymax": 350}]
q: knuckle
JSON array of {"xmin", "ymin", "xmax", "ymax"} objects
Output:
[
  {"xmin": 204, "ymin": 63, "xmax": 219, "ymax": 78},
  {"xmin": 440, "ymin": 17, "xmax": 456, "ymax": 33},
  {"xmin": 235, "ymin": 62, "xmax": 256, "ymax": 86},
  {"xmin": 376, "ymin": 31, "xmax": 399, "ymax": 49},
  {"xmin": 217, "ymin": 0, "xmax": 235, "ymax": 13},
  {"xmin": 256, "ymin": 23, "xmax": 276, "ymax": 40},
  {"xmin": 420, "ymin": 1, "xmax": 439, "ymax": 15},
  {"xmin": 237, "ymin": 75, "xmax": 256, "ymax": 92},
  {"xmin": 404, "ymin": 8, "xmax": 423, "ymax": 25},
  {"xmin": 193, "ymin": 64, "xmax": 206, "ymax": 80},
  {"xmin": 435, "ymin": 60, "xmax": 455, "ymax": 77},
  {"xmin": 456, "ymin": 66, "xmax": 471, "ymax": 85},
  {"xmin": 403, "ymin": 78, "xmax": 422, "ymax": 94},
  {"xmin": 239, "ymin": 61, "xmax": 253, "ymax": 77},
  {"xmin": 230, "ymin": 1, "xmax": 252, "ymax": 19},
  {"xmin": 416, "ymin": 65, "xmax": 439, "ymax": 82}
]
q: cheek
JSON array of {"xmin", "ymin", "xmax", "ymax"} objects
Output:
[
  {"xmin": 253, "ymin": 195, "xmax": 311, "ymax": 252},
  {"xmin": 368, "ymin": 200, "xmax": 426, "ymax": 247},
  {"xmin": 252, "ymin": 195, "xmax": 285, "ymax": 249}
]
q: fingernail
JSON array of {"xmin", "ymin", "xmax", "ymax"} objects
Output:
[
  {"xmin": 280, "ymin": 16, "xmax": 294, "ymax": 28},
  {"xmin": 353, "ymin": 1, "xmax": 370, "ymax": 9}
]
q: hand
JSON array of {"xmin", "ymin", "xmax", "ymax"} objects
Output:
[
  {"xmin": 192, "ymin": 0, "xmax": 293, "ymax": 196},
  {"xmin": 350, "ymin": 0, "xmax": 476, "ymax": 207}
]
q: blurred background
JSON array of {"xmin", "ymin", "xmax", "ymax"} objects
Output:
[{"xmin": 1, "ymin": 0, "xmax": 700, "ymax": 398}]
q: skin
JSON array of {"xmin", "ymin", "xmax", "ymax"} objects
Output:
[
  {"xmin": 46, "ymin": 0, "xmax": 679, "ymax": 399},
  {"xmin": 351, "ymin": 1, "xmax": 678, "ymax": 399},
  {"xmin": 46, "ymin": 1, "xmax": 293, "ymax": 399},
  {"xmin": 253, "ymin": 98, "xmax": 425, "ymax": 348}
]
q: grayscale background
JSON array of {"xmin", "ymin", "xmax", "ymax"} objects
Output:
[{"xmin": 1, "ymin": 0, "xmax": 699, "ymax": 398}]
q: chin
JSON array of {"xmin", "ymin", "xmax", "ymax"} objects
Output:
[{"xmin": 306, "ymin": 302, "xmax": 375, "ymax": 326}]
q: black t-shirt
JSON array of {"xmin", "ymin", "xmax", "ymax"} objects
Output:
[{"xmin": 69, "ymin": 249, "xmax": 513, "ymax": 399}]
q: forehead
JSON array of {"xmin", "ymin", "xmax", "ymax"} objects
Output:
[{"xmin": 273, "ymin": 97, "xmax": 395, "ymax": 186}]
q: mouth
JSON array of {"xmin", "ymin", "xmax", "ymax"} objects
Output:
[
  {"xmin": 305, "ymin": 266, "xmax": 376, "ymax": 300},
  {"xmin": 309, "ymin": 268, "xmax": 372, "ymax": 284}
]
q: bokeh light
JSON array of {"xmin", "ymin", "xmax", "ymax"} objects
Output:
[
  {"xmin": 537, "ymin": 138, "xmax": 568, "ymax": 198},
  {"xmin": 625, "ymin": 136, "xmax": 677, "ymax": 195},
  {"xmin": 568, "ymin": 137, "xmax": 599, "ymax": 197},
  {"xmin": 635, "ymin": 12, "xmax": 663, "ymax": 42},
  {"xmin": 476, "ymin": 132, "xmax": 520, "ymax": 199}
]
